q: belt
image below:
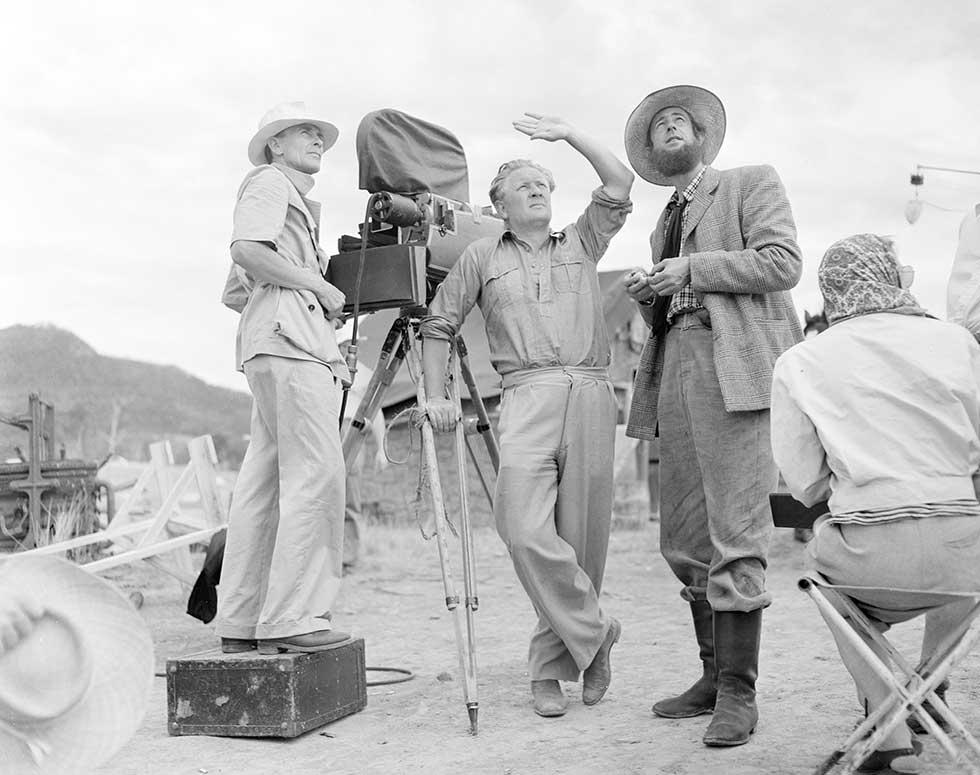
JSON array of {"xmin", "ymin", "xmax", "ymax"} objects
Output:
[
  {"xmin": 501, "ymin": 365, "xmax": 610, "ymax": 389},
  {"xmin": 669, "ymin": 308, "xmax": 711, "ymax": 329}
]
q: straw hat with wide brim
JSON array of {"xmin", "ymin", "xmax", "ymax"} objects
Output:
[
  {"xmin": 0, "ymin": 556, "xmax": 154, "ymax": 774},
  {"xmin": 247, "ymin": 101, "xmax": 340, "ymax": 166},
  {"xmin": 624, "ymin": 85, "xmax": 726, "ymax": 186}
]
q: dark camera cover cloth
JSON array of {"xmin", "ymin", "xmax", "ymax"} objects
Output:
[{"xmin": 356, "ymin": 108, "xmax": 470, "ymax": 202}]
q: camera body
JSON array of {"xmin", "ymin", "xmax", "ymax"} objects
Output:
[
  {"xmin": 327, "ymin": 191, "xmax": 504, "ymax": 314},
  {"xmin": 325, "ymin": 108, "xmax": 505, "ymax": 315}
]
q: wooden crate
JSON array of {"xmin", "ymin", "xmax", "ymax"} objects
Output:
[{"xmin": 167, "ymin": 638, "xmax": 367, "ymax": 737}]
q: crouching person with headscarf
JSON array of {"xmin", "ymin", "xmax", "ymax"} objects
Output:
[{"xmin": 770, "ymin": 233, "xmax": 980, "ymax": 773}]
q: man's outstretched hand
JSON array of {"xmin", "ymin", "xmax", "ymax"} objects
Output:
[{"xmin": 512, "ymin": 113, "xmax": 572, "ymax": 142}]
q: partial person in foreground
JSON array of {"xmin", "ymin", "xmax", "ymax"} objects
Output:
[
  {"xmin": 771, "ymin": 233, "xmax": 980, "ymax": 774},
  {"xmin": 623, "ymin": 85, "xmax": 803, "ymax": 746},
  {"xmin": 947, "ymin": 203, "xmax": 980, "ymax": 341},
  {"xmin": 421, "ymin": 113, "xmax": 633, "ymax": 717},
  {"xmin": 0, "ymin": 556, "xmax": 154, "ymax": 774},
  {"xmin": 214, "ymin": 102, "xmax": 351, "ymax": 654}
]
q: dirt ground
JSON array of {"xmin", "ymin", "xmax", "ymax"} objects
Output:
[
  {"xmin": 92, "ymin": 506, "xmax": 980, "ymax": 775},
  {"xmin": 76, "ymin": 427, "xmax": 980, "ymax": 775}
]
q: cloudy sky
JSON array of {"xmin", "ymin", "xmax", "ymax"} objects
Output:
[{"xmin": 4, "ymin": 1, "xmax": 979, "ymax": 391}]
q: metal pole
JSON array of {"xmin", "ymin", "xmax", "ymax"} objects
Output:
[{"xmin": 916, "ymin": 164, "xmax": 980, "ymax": 178}]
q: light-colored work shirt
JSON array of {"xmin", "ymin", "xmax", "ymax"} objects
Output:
[
  {"xmin": 947, "ymin": 205, "xmax": 980, "ymax": 340},
  {"xmin": 230, "ymin": 163, "xmax": 348, "ymax": 381},
  {"xmin": 421, "ymin": 188, "xmax": 632, "ymax": 377},
  {"xmin": 771, "ymin": 313, "xmax": 980, "ymax": 518}
]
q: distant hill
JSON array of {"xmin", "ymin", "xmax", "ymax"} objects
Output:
[{"xmin": 0, "ymin": 324, "xmax": 251, "ymax": 464}]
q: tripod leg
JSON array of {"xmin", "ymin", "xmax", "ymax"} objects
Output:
[
  {"xmin": 404, "ymin": 325, "xmax": 479, "ymax": 734},
  {"xmin": 464, "ymin": 435, "xmax": 494, "ymax": 508},
  {"xmin": 449, "ymin": 345, "xmax": 480, "ymax": 733},
  {"xmin": 342, "ymin": 320, "xmax": 406, "ymax": 467},
  {"xmin": 456, "ymin": 336, "xmax": 499, "ymax": 474}
]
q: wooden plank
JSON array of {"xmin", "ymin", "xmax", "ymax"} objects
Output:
[
  {"xmin": 136, "ymin": 464, "xmax": 196, "ymax": 548},
  {"xmin": 18, "ymin": 519, "xmax": 151, "ymax": 556},
  {"xmin": 188, "ymin": 435, "xmax": 227, "ymax": 529},
  {"xmin": 107, "ymin": 463, "xmax": 157, "ymax": 528},
  {"xmin": 82, "ymin": 526, "xmax": 223, "ymax": 573},
  {"xmin": 16, "ymin": 436, "xmax": 227, "ymax": 588}
]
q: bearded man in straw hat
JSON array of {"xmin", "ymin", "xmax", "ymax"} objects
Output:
[
  {"xmin": 622, "ymin": 86, "xmax": 803, "ymax": 746},
  {"xmin": 213, "ymin": 102, "xmax": 352, "ymax": 655},
  {"xmin": 422, "ymin": 113, "xmax": 633, "ymax": 718}
]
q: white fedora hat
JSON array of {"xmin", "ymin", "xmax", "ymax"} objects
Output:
[
  {"xmin": 247, "ymin": 101, "xmax": 340, "ymax": 167},
  {"xmin": 625, "ymin": 85, "xmax": 726, "ymax": 186},
  {"xmin": 0, "ymin": 556, "xmax": 154, "ymax": 774}
]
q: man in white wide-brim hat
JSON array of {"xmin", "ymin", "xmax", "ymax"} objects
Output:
[
  {"xmin": 621, "ymin": 85, "xmax": 803, "ymax": 747},
  {"xmin": 214, "ymin": 102, "xmax": 353, "ymax": 654},
  {"xmin": 0, "ymin": 556, "xmax": 154, "ymax": 774}
]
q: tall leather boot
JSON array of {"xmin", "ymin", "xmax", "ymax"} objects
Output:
[
  {"xmin": 652, "ymin": 600, "xmax": 715, "ymax": 718},
  {"xmin": 703, "ymin": 609, "xmax": 762, "ymax": 747}
]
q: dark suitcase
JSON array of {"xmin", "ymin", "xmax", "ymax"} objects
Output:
[{"xmin": 166, "ymin": 637, "xmax": 367, "ymax": 738}]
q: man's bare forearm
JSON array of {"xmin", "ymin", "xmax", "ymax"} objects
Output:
[
  {"xmin": 422, "ymin": 338, "xmax": 451, "ymax": 400},
  {"xmin": 231, "ymin": 240, "xmax": 333, "ymax": 294},
  {"xmin": 564, "ymin": 128, "xmax": 634, "ymax": 201}
]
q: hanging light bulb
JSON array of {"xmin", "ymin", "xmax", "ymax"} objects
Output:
[
  {"xmin": 904, "ymin": 164, "xmax": 980, "ymax": 225},
  {"xmin": 905, "ymin": 198, "xmax": 923, "ymax": 224}
]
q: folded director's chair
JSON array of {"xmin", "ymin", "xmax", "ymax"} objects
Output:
[{"xmin": 771, "ymin": 493, "xmax": 980, "ymax": 774}]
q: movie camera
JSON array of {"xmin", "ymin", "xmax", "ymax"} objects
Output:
[
  {"xmin": 326, "ymin": 109, "xmax": 504, "ymax": 313},
  {"xmin": 327, "ymin": 110, "xmax": 503, "ymax": 733}
]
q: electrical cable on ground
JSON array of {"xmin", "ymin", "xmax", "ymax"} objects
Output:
[{"xmin": 366, "ymin": 666, "xmax": 415, "ymax": 686}]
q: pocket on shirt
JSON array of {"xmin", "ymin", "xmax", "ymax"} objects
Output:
[
  {"xmin": 553, "ymin": 257, "xmax": 586, "ymax": 294},
  {"xmin": 485, "ymin": 263, "xmax": 523, "ymax": 309},
  {"xmin": 273, "ymin": 288, "xmax": 346, "ymax": 376}
]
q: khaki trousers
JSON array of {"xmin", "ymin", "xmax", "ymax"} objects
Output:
[
  {"xmin": 495, "ymin": 369, "xmax": 617, "ymax": 681},
  {"xmin": 214, "ymin": 355, "xmax": 345, "ymax": 640},
  {"xmin": 808, "ymin": 515, "xmax": 980, "ymax": 750}
]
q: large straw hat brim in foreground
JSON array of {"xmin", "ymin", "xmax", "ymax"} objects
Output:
[{"xmin": 0, "ymin": 556, "xmax": 154, "ymax": 774}]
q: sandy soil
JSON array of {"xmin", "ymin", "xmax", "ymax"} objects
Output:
[{"xmin": 92, "ymin": 513, "xmax": 980, "ymax": 775}]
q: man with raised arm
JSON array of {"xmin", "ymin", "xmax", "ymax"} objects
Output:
[{"xmin": 421, "ymin": 113, "xmax": 633, "ymax": 717}]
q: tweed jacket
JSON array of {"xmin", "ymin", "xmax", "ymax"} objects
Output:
[{"xmin": 626, "ymin": 164, "xmax": 803, "ymax": 441}]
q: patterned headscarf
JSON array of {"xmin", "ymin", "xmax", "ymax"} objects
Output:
[{"xmin": 818, "ymin": 233, "xmax": 928, "ymax": 325}]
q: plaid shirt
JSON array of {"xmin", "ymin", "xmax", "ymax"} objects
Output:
[{"xmin": 665, "ymin": 166, "xmax": 706, "ymax": 322}]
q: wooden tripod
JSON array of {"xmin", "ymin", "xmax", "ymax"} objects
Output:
[{"xmin": 341, "ymin": 308, "xmax": 499, "ymax": 734}]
